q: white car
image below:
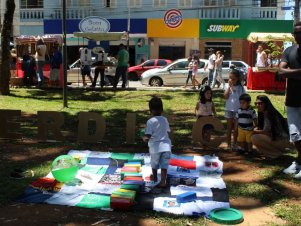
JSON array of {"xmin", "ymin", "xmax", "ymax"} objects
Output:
[
  {"xmin": 67, "ymin": 57, "xmax": 116, "ymax": 85},
  {"xmin": 199, "ymin": 60, "xmax": 249, "ymax": 86},
  {"xmin": 141, "ymin": 58, "xmax": 208, "ymax": 87},
  {"xmin": 222, "ymin": 60, "xmax": 249, "ymax": 81}
]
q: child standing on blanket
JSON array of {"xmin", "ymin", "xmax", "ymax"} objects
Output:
[
  {"xmin": 195, "ymin": 85, "xmax": 217, "ymax": 142},
  {"xmin": 143, "ymin": 97, "xmax": 172, "ymax": 188},
  {"xmin": 224, "ymin": 69, "xmax": 246, "ymax": 150}
]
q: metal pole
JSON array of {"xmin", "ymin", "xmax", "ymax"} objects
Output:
[
  {"xmin": 295, "ymin": 0, "xmax": 300, "ymax": 24},
  {"xmin": 127, "ymin": 6, "xmax": 130, "ymax": 51},
  {"xmin": 62, "ymin": 0, "xmax": 68, "ymax": 107}
]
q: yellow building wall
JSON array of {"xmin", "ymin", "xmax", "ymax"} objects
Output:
[{"xmin": 148, "ymin": 19, "xmax": 199, "ymax": 38}]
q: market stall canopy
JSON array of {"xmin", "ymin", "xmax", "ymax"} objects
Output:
[
  {"xmin": 15, "ymin": 35, "xmax": 63, "ymax": 45},
  {"xmin": 73, "ymin": 32, "xmax": 128, "ymax": 41},
  {"xmin": 247, "ymin": 32, "xmax": 294, "ymax": 43}
]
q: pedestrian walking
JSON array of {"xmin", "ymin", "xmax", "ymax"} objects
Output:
[
  {"xmin": 211, "ymin": 50, "xmax": 225, "ymax": 89},
  {"xmin": 113, "ymin": 44, "xmax": 129, "ymax": 89},
  {"xmin": 204, "ymin": 48, "xmax": 216, "ymax": 87}
]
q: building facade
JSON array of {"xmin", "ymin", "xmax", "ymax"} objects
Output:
[{"xmin": 10, "ymin": 0, "xmax": 296, "ymax": 64}]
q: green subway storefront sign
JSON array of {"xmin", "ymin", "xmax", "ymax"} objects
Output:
[{"xmin": 200, "ymin": 20, "xmax": 294, "ymax": 39}]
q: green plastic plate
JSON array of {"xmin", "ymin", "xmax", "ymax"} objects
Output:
[{"xmin": 209, "ymin": 207, "xmax": 244, "ymax": 225}]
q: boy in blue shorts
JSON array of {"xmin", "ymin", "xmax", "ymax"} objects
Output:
[{"xmin": 143, "ymin": 97, "xmax": 172, "ymax": 188}]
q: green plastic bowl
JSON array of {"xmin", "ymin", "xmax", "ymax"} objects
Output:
[{"xmin": 209, "ymin": 207, "xmax": 244, "ymax": 225}]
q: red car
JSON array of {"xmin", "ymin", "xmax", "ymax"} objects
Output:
[{"xmin": 128, "ymin": 59, "xmax": 172, "ymax": 80}]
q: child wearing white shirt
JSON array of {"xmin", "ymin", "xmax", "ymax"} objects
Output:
[
  {"xmin": 224, "ymin": 69, "xmax": 246, "ymax": 150},
  {"xmin": 143, "ymin": 97, "xmax": 171, "ymax": 189}
]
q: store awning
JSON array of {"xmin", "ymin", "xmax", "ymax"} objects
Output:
[
  {"xmin": 73, "ymin": 32, "xmax": 128, "ymax": 41},
  {"xmin": 15, "ymin": 35, "xmax": 63, "ymax": 45},
  {"xmin": 247, "ymin": 32, "xmax": 294, "ymax": 43}
]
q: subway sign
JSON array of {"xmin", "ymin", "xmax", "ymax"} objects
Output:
[{"xmin": 207, "ymin": 25, "xmax": 240, "ymax": 32}]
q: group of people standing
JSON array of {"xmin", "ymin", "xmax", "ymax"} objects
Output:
[
  {"xmin": 184, "ymin": 48, "xmax": 225, "ymax": 90},
  {"xmin": 80, "ymin": 43, "xmax": 129, "ymax": 89},
  {"xmin": 20, "ymin": 38, "xmax": 62, "ymax": 87}
]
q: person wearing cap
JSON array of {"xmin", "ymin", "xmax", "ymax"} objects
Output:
[
  {"xmin": 113, "ymin": 43, "xmax": 129, "ymax": 89},
  {"xmin": 204, "ymin": 48, "xmax": 216, "ymax": 87}
]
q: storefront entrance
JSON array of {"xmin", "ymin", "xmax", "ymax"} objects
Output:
[
  {"xmin": 205, "ymin": 42, "xmax": 232, "ymax": 60},
  {"xmin": 159, "ymin": 46, "xmax": 185, "ymax": 61}
]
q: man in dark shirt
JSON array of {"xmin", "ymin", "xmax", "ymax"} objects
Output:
[{"xmin": 279, "ymin": 21, "xmax": 301, "ymax": 179}]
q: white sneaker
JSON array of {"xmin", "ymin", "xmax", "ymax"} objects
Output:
[
  {"xmin": 294, "ymin": 170, "xmax": 301, "ymax": 179},
  {"xmin": 283, "ymin": 161, "xmax": 300, "ymax": 175}
]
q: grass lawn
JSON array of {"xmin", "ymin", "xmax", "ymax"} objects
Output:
[{"xmin": 0, "ymin": 88, "xmax": 300, "ymax": 226}]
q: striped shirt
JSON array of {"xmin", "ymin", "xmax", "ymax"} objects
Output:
[{"xmin": 235, "ymin": 107, "xmax": 257, "ymax": 130}]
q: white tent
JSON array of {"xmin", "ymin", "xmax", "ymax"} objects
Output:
[{"xmin": 247, "ymin": 32, "xmax": 294, "ymax": 43}]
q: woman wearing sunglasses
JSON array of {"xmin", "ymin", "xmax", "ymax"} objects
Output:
[{"xmin": 251, "ymin": 95, "xmax": 291, "ymax": 159}]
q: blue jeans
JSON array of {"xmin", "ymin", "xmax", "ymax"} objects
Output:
[
  {"xmin": 37, "ymin": 61, "xmax": 45, "ymax": 83},
  {"xmin": 208, "ymin": 69, "xmax": 214, "ymax": 86},
  {"xmin": 211, "ymin": 68, "xmax": 225, "ymax": 89},
  {"xmin": 286, "ymin": 106, "xmax": 301, "ymax": 142}
]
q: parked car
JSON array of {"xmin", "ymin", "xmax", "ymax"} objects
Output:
[
  {"xmin": 200, "ymin": 60, "xmax": 249, "ymax": 86},
  {"xmin": 67, "ymin": 57, "xmax": 116, "ymax": 85},
  {"xmin": 141, "ymin": 58, "xmax": 208, "ymax": 87},
  {"xmin": 222, "ymin": 60, "xmax": 249, "ymax": 82},
  {"xmin": 128, "ymin": 59, "xmax": 172, "ymax": 81}
]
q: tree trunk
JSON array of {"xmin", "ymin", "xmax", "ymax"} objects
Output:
[{"xmin": 0, "ymin": 0, "xmax": 15, "ymax": 95}]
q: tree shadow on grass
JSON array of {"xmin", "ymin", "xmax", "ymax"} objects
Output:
[{"xmin": 10, "ymin": 88, "xmax": 118, "ymax": 102}]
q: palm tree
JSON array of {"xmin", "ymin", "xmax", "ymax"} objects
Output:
[{"xmin": 0, "ymin": 0, "xmax": 15, "ymax": 95}]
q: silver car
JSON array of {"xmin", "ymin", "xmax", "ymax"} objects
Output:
[
  {"xmin": 199, "ymin": 60, "xmax": 249, "ymax": 86},
  {"xmin": 222, "ymin": 60, "xmax": 249, "ymax": 81},
  {"xmin": 141, "ymin": 58, "xmax": 208, "ymax": 87},
  {"xmin": 67, "ymin": 57, "xmax": 116, "ymax": 85}
]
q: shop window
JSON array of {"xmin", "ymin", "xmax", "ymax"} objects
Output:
[
  {"xmin": 204, "ymin": 0, "xmax": 218, "ymax": 6},
  {"xmin": 103, "ymin": 0, "xmax": 117, "ymax": 8},
  {"xmin": 159, "ymin": 46, "xmax": 185, "ymax": 61},
  {"xmin": 153, "ymin": 0, "xmax": 166, "ymax": 8},
  {"xmin": 58, "ymin": 0, "xmax": 73, "ymax": 7},
  {"xmin": 21, "ymin": 0, "xmax": 43, "ymax": 8},
  {"xmin": 224, "ymin": 0, "xmax": 236, "ymax": 6},
  {"xmin": 128, "ymin": 0, "xmax": 142, "ymax": 8},
  {"xmin": 79, "ymin": 0, "xmax": 90, "ymax": 6},
  {"xmin": 260, "ymin": 0, "xmax": 277, "ymax": 7},
  {"xmin": 178, "ymin": 0, "xmax": 192, "ymax": 7},
  {"xmin": 205, "ymin": 42, "xmax": 232, "ymax": 60}
]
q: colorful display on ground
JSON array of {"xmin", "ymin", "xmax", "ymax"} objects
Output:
[{"xmin": 17, "ymin": 151, "xmax": 229, "ymax": 216}]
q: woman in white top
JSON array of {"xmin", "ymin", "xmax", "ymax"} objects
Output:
[
  {"xmin": 35, "ymin": 39, "xmax": 47, "ymax": 87},
  {"xmin": 211, "ymin": 50, "xmax": 225, "ymax": 89}
]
